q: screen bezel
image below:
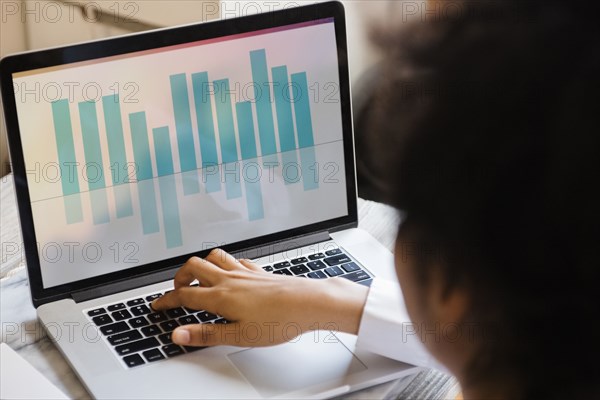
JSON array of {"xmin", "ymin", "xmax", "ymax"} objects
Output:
[{"xmin": 0, "ymin": 1, "xmax": 357, "ymax": 307}]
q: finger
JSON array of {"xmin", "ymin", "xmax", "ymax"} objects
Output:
[
  {"xmin": 173, "ymin": 256, "xmax": 222, "ymax": 289},
  {"xmin": 205, "ymin": 248, "xmax": 244, "ymax": 271},
  {"xmin": 171, "ymin": 323, "xmax": 285, "ymax": 347},
  {"xmin": 239, "ymin": 258, "xmax": 264, "ymax": 273},
  {"xmin": 152, "ymin": 286, "xmax": 218, "ymax": 312}
]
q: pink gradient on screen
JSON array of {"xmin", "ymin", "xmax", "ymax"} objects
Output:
[{"xmin": 15, "ymin": 18, "xmax": 334, "ymax": 77}]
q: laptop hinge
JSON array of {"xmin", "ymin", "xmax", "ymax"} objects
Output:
[
  {"xmin": 231, "ymin": 231, "xmax": 331, "ymax": 260},
  {"xmin": 72, "ymin": 267, "xmax": 179, "ymax": 304},
  {"xmin": 71, "ymin": 231, "xmax": 331, "ymax": 303}
]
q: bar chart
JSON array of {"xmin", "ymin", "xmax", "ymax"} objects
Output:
[{"xmin": 50, "ymin": 49, "xmax": 319, "ymax": 249}]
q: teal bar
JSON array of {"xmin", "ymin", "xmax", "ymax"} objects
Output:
[
  {"xmin": 236, "ymin": 101, "xmax": 258, "ymax": 160},
  {"xmin": 299, "ymin": 146, "xmax": 319, "ymax": 191},
  {"xmin": 243, "ymin": 161, "xmax": 264, "ymax": 221},
  {"xmin": 261, "ymin": 153, "xmax": 280, "ymax": 178},
  {"xmin": 51, "ymin": 99, "xmax": 83, "ymax": 224},
  {"xmin": 102, "ymin": 94, "xmax": 133, "ymax": 218},
  {"xmin": 79, "ymin": 101, "xmax": 105, "ymax": 190},
  {"xmin": 169, "ymin": 74, "xmax": 197, "ymax": 170},
  {"xmin": 192, "ymin": 71, "xmax": 220, "ymax": 193},
  {"xmin": 113, "ymin": 185, "xmax": 133, "ymax": 219},
  {"xmin": 129, "ymin": 112, "xmax": 154, "ymax": 181},
  {"xmin": 89, "ymin": 189, "xmax": 110, "ymax": 225},
  {"xmin": 137, "ymin": 180, "xmax": 160, "ymax": 235},
  {"xmin": 214, "ymin": 78, "xmax": 242, "ymax": 199},
  {"xmin": 157, "ymin": 175, "xmax": 183, "ymax": 248},
  {"xmin": 153, "ymin": 126, "xmax": 183, "ymax": 249},
  {"xmin": 272, "ymin": 66, "xmax": 299, "ymax": 184},
  {"xmin": 79, "ymin": 101, "xmax": 109, "ymax": 224},
  {"xmin": 272, "ymin": 66, "xmax": 296, "ymax": 152},
  {"xmin": 170, "ymin": 73, "xmax": 200, "ymax": 195},
  {"xmin": 291, "ymin": 72, "xmax": 315, "ymax": 148},
  {"xmin": 129, "ymin": 112, "xmax": 159, "ymax": 234},
  {"xmin": 102, "ymin": 94, "xmax": 127, "ymax": 184},
  {"xmin": 282, "ymin": 150, "xmax": 301, "ymax": 185},
  {"xmin": 250, "ymin": 49, "xmax": 277, "ymax": 156},
  {"xmin": 214, "ymin": 79, "xmax": 239, "ymax": 164},
  {"xmin": 51, "ymin": 99, "xmax": 80, "ymax": 195},
  {"xmin": 63, "ymin": 194, "xmax": 83, "ymax": 225},
  {"xmin": 152, "ymin": 127, "xmax": 174, "ymax": 176},
  {"xmin": 223, "ymin": 161, "xmax": 242, "ymax": 200}
]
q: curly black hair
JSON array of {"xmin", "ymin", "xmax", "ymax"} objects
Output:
[{"xmin": 368, "ymin": 1, "xmax": 600, "ymax": 398}]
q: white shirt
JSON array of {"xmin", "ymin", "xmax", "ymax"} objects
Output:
[{"xmin": 356, "ymin": 278, "xmax": 447, "ymax": 372}]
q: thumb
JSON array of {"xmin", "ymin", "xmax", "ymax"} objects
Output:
[{"xmin": 172, "ymin": 323, "xmax": 247, "ymax": 347}]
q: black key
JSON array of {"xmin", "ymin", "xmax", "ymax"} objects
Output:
[
  {"xmin": 100, "ymin": 321, "xmax": 129, "ymax": 336},
  {"xmin": 158, "ymin": 332, "xmax": 172, "ymax": 345},
  {"xmin": 160, "ymin": 320, "xmax": 179, "ymax": 332},
  {"xmin": 148, "ymin": 312, "xmax": 168, "ymax": 323},
  {"xmin": 108, "ymin": 329, "xmax": 142, "ymax": 346},
  {"xmin": 273, "ymin": 261, "xmax": 291, "ymax": 269},
  {"xmin": 184, "ymin": 307, "xmax": 201, "ymax": 314},
  {"xmin": 291, "ymin": 257, "xmax": 308, "ymax": 265},
  {"xmin": 140, "ymin": 325, "xmax": 161, "ymax": 337},
  {"xmin": 166, "ymin": 308, "xmax": 186, "ymax": 319},
  {"xmin": 342, "ymin": 270, "xmax": 370, "ymax": 282},
  {"xmin": 324, "ymin": 266, "xmax": 344, "ymax": 277},
  {"xmin": 290, "ymin": 265, "xmax": 310, "ymax": 275},
  {"xmin": 262, "ymin": 266, "xmax": 273, "ymax": 272},
  {"xmin": 325, "ymin": 248, "xmax": 342, "ymax": 256},
  {"xmin": 178, "ymin": 315, "xmax": 199, "ymax": 325},
  {"xmin": 214, "ymin": 318, "xmax": 229, "ymax": 324},
  {"xmin": 143, "ymin": 348, "xmax": 165, "ymax": 362},
  {"xmin": 107, "ymin": 303, "xmax": 126, "ymax": 312},
  {"xmin": 324, "ymin": 254, "xmax": 351, "ymax": 266},
  {"xmin": 197, "ymin": 311, "xmax": 218, "ymax": 322},
  {"xmin": 307, "ymin": 270, "xmax": 327, "ymax": 279},
  {"xmin": 111, "ymin": 310, "xmax": 132, "ymax": 321},
  {"xmin": 123, "ymin": 353, "xmax": 145, "ymax": 368},
  {"xmin": 358, "ymin": 279, "xmax": 373, "ymax": 287},
  {"xmin": 297, "ymin": 275, "xmax": 307, "ymax": 278},
  {"xmin": 308, "ymin": 253, "xmax": 325, "ymax": 260},
  {"xmin": 92, "ymin": 314, "xmax": 113, "ymax": 326},
  {"xmin": 115, "ymin": 337, "xmax": 159, "ymax": 356},
  {"xmin": 307, "ymin": 260, "xmax": 327, "ymax": 270},
  {"xmin": 146, "ymin": 293, "xmax": 161, "ymax": 302},
  {"xmin": 184, "ymin": 346, "xmax": 205, "ymax": 353},
  {"xmin": 131, "ymin": 305, "xmax": 151, "ymax": 316},
  {"xmin": 273, "ymin": 268, "xmax": 293, "ymax": 276},
  {"xmin": 88, "ymin": 308, "xmax": 106, "ymax": 317},
  {"xmin": 162, "ymin": 344, "xmax": 184, "ymax": 357},
  {"xmin": 341, "ymin": 262, "xmax": 361, "ymax": 273},
  {"xmin": 126, "ymin": 298, "xmax": 145, "ymax": 306},
  {"xmin": 128, "ymin": 316, "xmax": 149, "ymax": 328}
]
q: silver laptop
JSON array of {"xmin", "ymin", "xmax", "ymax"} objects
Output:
[{"xmin": 0, "ymin": 1, "xmax": 417, "ymax": 398}]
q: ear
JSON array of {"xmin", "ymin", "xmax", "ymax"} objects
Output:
[{"xmin": 426, "ymin": 267, "xmax": 470, "ymax": 325}]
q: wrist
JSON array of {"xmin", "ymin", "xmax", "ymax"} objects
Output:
[{"xmin": 305, "ymin": 278, "xmax": 370, "ymax": 335}]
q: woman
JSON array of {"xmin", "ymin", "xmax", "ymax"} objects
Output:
[{"xmin": 153, "ymin": 1, "xmax": 600, "ymax": 398}]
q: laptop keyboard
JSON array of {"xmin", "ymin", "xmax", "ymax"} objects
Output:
[{"xmin": 85, "ymin": 247, "xmax": 372, "ymax": 368}]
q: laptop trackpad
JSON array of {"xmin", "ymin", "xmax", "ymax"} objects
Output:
[{"xmin": 227, "ymin": 333, "xmax": 367, "ymax": 398}]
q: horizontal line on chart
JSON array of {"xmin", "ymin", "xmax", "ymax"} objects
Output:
[{"xmin": 30, "ymin": 139, "xmax": 343, "ymax": 204}]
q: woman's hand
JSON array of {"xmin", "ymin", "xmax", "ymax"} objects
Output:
[{"xmin": 151, "ymin": 248, "xmax": 369, "ymax": 348}]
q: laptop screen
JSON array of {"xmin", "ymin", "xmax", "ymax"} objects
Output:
[{"xmin": 10, "ymin": 17, "xmax": 348, "ymax": 289}]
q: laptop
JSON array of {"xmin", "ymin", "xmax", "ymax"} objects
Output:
[
  {"xmin": 0, "ymin": 343, "xmax": 68, "ymax": 400},
  {"xmin": 0, "ymin": 1, "xmax": 418, "ymax": 398}
]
